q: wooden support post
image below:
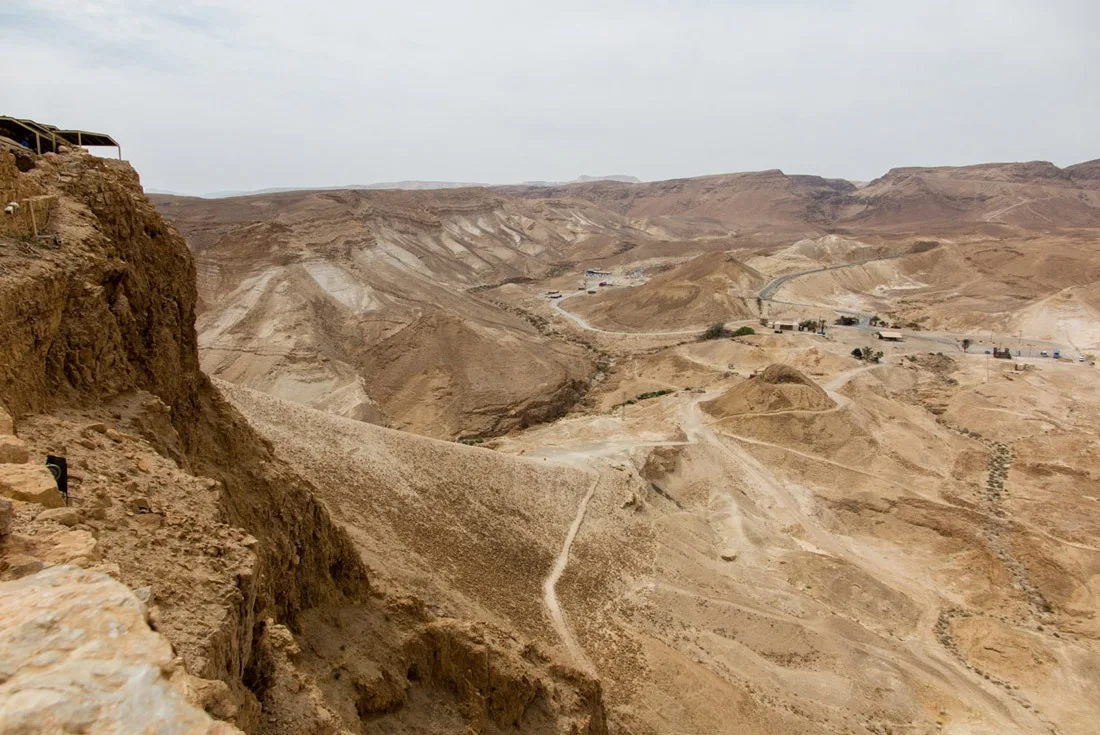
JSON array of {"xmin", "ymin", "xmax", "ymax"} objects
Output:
[{"xmin": 28, "ymin": 200, "xmax": 38, "ymax": 238}]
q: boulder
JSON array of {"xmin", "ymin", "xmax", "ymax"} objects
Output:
[
  {"xmin": 39, "ymin": 530, "xmax": 101, "ymax": 567},
  {"xmin": 0, "ymin": 565, "xmax": 242, "ymax": 734},
  {"xmin": 36, "ymin": 507, "xmax": 80, "ymax": 527},
  {"xmin": 0, "ymin": 464, "xmax": 64, "ymax": 508},
  {"xmin": 0, "ymin": 462, "xmax": 63, "ymax": 508},
  {"xmin": 0, "ymin": 402, "xmax": 12, "ymax": 435},
  {"xmin": 0, "ymin": 435, "xmax": 28, "ymax": 464}
]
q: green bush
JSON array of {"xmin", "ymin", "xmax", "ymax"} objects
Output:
[
  {"xmin": 703, "ymin": 323, "xmax": 754, "ymax": 340},
  {"xmin": 702, "ymin": 322, "xmax": 727, "ymax": 340}
]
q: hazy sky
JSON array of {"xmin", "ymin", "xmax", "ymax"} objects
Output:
[{"xmin": 3, "ymin": 1, "xmax": 1098, "ymax": 195}]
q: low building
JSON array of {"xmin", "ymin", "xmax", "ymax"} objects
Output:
[
  {"xmin": 774, "ymin": 321, "xmax": 796, "ymax": 332},
  {"xmin": 876, "ymin": 330, "xmax": 905, "ymax": 341}
]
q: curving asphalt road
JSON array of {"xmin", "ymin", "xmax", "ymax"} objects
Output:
[
  {"xmin": 549, "ymin": 255, "xmax": 1082, "ymax": 358},
  {"xmin": 756, "ymin": 254, "xmax": 906, "ymax": 324}
]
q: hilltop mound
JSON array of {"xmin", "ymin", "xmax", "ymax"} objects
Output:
[
  {"xmin": 569, "ymin": 251, "xmax": 764, "ymax": 331},
  {"xmin": 703, "ymin": 364, "xmax": 836, "ymax": 418},
  {"xmin": 360, "ymin": 310, "xmax": 591, "ymax": 438}
]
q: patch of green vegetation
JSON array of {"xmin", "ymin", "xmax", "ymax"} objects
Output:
[
  {"xmin": 613, "ymin": 389, "xmax": 674, "ymax": 409},
  {"xmin": 634, "ymin": 389, "xmax": 673, "ymax": 401},
  {"xmin": 703, "ymin": 323, "xmax": 755, "ymax": 340},
  {"xmin": 851, "ymin": 346, "xmax": 884, "ymax": 363}
]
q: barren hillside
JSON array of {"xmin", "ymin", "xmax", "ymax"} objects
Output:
[
  {"xmin": 504, "ymin": 159, "xmax": 1100, "ymax": 234},
  {"xmin": 7, "ymin": 144, "xmax": 1100, "ymax": 735},
  {"xmin": 843, "ymin": 160, "xmax": 1100, "ymax": 232},
  {"xmin": 499, "ymin": 169, "xmax": 857, "ymax": 229},
  {"xmin": 154, "ymin": 188, "xmax": 631, "ymax": 437},
  {"xmin": 567, "ymin": 251, "xmax": 765, "ymax": 331}
]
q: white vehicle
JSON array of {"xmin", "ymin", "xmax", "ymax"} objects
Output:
[{"xmin": 1040, "ymin": 350, "xmax": 1049, "ymax": 357}]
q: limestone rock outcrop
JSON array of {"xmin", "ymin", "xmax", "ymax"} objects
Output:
[
  {"xmin": 0, "ymin": 565, "xmax": 242, "ymax": 735},
  {"xmin": 0, "ymin": 463, "xmax": 64, "ymax": 508}
]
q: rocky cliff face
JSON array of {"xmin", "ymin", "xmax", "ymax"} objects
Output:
[
  {"xmin": 0, "ymin": 565, "xmax": 242, "ymax": 735},
  {"xmin": 0, "ymin": 149, "xmax": 606, "ymax": 734}
]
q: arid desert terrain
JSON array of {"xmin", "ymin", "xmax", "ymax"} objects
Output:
[{"xmin": 3, "ymin": 144, "xmax": 1100, "ymax": 734}]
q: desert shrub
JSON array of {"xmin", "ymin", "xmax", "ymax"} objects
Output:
[
  {"xmin": 730, "ymin": 326, "xmax": 755, "ymax": 337},
  {"xmin": 635, "ymin": 389, "xmax": 673, "ymax": 401},
  {"xmin": 852, "ymin": 346, "xmax": 884, "ymax": 363},
  {"xmin": 702, "ymin": 322, "xmax": 728, "ymax": 340}
]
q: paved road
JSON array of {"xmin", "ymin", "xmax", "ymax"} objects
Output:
[
  {"xmin": 755, "ymin": 256, "xmax": 1078, "ymax": 355},
  {"xmin": 551, "ymin": 258, "xmax": 1083, "ymax": 359},
  {"xmin": 756, "ymin": 254, "xmax": 906, "ymax": 325}
]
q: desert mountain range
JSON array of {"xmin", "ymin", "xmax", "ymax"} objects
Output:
[
  {"xmin": 4, "ymin": 145, "xmax": 1100, "ymax": 735},
  {"xmin": 152, "ymin": 158, "xmax": 1100, "ymax": 439}
]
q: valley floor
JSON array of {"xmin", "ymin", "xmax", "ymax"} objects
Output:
[{"xmin": 224, "ymin": 283, "xmax": 1100, "ymax": 733}]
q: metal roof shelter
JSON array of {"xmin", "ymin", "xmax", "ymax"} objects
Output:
[
  {"xmin": 876, "ymin": 330, "xmax": 905, "ymax": 341},
  {"xmin": 0, "ymin": 116, "xmax": 120, "ymax": 158}
]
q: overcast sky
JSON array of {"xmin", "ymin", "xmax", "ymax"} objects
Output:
[{"xmin": 3, "ymin": 1, "xmax": 1098, "ymax": 195}]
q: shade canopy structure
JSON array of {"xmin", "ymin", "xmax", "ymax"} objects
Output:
[
  {"xmin": 0, "ymin": 116, "xmax": 120, "ymax": 158},
  {"xmin": 55, "ymin": 130, "xmax": 119, "ymax": 148}
]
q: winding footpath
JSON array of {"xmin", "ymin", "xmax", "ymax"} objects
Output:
[{"xmin": 542, "ymin": 473, "xmax": 600, "ymax": 671}]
